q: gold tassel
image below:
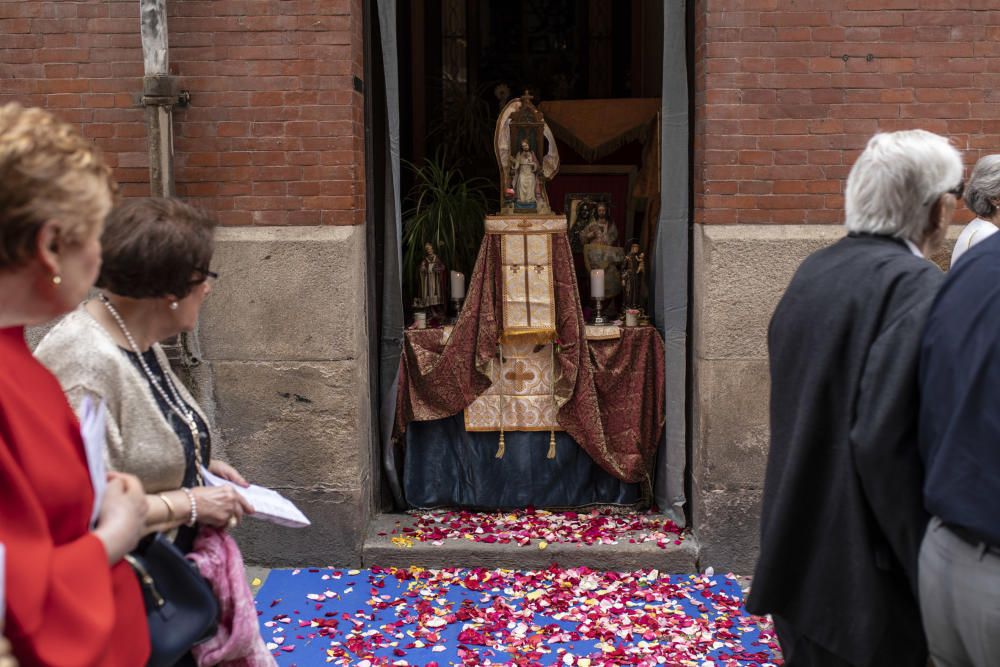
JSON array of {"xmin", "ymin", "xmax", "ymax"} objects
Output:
[
  {"xmin": 547, "ymin": 342, "xmax": 557, "ymax": 460},
  {"xmin": 496, "ymin": 431, "xmax": 506, "ymax": 458}
]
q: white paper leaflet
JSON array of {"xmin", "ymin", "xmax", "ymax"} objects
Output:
[{"xmin": 200, "ymin": 466, "xmax": 310, "ymax": 528}]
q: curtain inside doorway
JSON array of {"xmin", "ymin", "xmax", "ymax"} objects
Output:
[
  {"xmin": 375, "ymin": 1, "xmax": 689, "ymax": 523},
  {"xmin": 650, "ymin": 1, "xmax": 689, "ymax": 526},
  {"xmin": 376, "ymin": 0, "xmax": 406, "ymax": 506}
]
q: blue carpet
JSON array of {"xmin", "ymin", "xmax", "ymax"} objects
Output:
[{"xmin": 255, "ymin": 567, "xmax": 779, "ymax": 666}]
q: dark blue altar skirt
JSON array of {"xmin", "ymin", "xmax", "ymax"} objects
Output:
[{"xmin": 403, "ymin": 414, "xmax": 642, "ymax": 510}]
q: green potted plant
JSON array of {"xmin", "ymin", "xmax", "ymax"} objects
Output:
[{"xmin": 402, "ymin": 150, "xmax": 490, "ymax": 304}]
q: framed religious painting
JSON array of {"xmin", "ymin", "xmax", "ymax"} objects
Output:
[
  {"xmin": 549, "ymin": 165, "xmax": 638, "ymax": 244},
  {"xmin": 565, "ymin": 192, "xmax": 611, "ymax": 254},
  {"xmin": 550, "ymin": 166, "xmax": 637, "ymax": 305}
]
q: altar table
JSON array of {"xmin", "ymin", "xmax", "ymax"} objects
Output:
[{"xmin": 397, "ymin": 325, "xmax": 665, "ymax": 509}]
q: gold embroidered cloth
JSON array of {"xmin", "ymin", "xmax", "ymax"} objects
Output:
[
  {"xmin": 501, "ymin": 233, "xmax": 555, "ymax": 339},
  {"xmin": 585, "ymin": 325, "xmax": 622, "ymax": 341},
  {"xmin": 463, "ymin": 339, "xmax": 561, "ymax": 432},
  {"xmin": 485, "ymin": 216, "xmax": 568, "ymax": 234}
]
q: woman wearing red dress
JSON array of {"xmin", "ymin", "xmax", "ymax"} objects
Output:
[{"xmin": 0, "ymin": 104, "xmax": 150, "ymax": 665}]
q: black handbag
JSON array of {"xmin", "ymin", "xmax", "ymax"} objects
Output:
[{"xmin": 124, "ymin": 533, "xmax": 220, "ymax": 667}]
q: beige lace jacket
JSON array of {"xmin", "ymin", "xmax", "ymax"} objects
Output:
[{"xmin": 34, "ymin": 305, "xmax": 212, "ymax": 493}]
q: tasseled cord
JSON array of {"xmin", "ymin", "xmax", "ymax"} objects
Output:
[
  {"xmin": 547, "ymin": 342, "xmax": 557, "ymax": 459},
  {"xmin": 496, "ymin": 343, "xmax": 506, "ymax": 458}
]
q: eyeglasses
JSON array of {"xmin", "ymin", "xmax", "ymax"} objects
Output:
[
  {"xmin": 190, "ymin": 268, "xmax": 219, "ymax": 286},
  {"xmin": 923, "ymin": 180, "xmax": 964, "ymax": 206},
  {"xmin": 947, "ymin": 180, "xmax": 965, "ymax": 200}
]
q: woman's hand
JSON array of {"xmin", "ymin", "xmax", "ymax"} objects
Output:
[
  {"xmin": 191, "ymin": 485, "xmax": 254, "ymax": 529},
  {"xmin": 93, "ymin": 472, "xmax": 148, "ymax": 563},
  {"xmin": 0, "ymin": 636, "xmax": 17, "ymax": 667},
  {"xmin": 208, "ymin": 459, "xmax": 249, "ymax": 487}
]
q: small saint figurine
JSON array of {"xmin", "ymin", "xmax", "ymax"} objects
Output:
[
  {"xmin": 621, "ymin": 242, "xmax": 646, "ymax": 312},
  {"xmin": 579, "ymin": 202, "xmax": 618, "ymax": 247},
  {"xmin": 415, "ymin": 242, "xmax": 446, "ymax": 315}
]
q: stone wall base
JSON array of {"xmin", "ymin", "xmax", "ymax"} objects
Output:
[
  {"xmin": 199, "ymin": 226, "xmax": 373, "ymax": 566},
  {"xmin": 691, "ymin": 223, "xmax": 962, "ymax": 573}
]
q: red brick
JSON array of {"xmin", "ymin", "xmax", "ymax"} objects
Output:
[{"xmin": 739, "ymin": 150, "xmax": 773, "ymax": 165}]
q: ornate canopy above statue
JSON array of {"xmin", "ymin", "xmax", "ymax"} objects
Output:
[{"xmin": 495, "ymin": 92, "xmax": 560, "ymax": 215}]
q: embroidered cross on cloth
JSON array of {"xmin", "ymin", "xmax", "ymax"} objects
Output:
[{"xmin": 463, "ymin": 337, "xmax": 562, "ymax": 435}]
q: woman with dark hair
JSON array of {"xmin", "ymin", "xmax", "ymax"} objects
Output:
[
  {"xmin": 36, "ymin": 197, "xmax": 272, "ymax": 665},
  {"xmin": 0, "ymin": 103, "xmax": 150, "ymax": 665},
  {"xmin": 37, "ymin": 197, "xmax": 253, "ymax": 547}
]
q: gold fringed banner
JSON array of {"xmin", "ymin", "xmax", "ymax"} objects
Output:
[{"xmin": 489, "ymin": 216, "xmax": 567, "ymax": 343}]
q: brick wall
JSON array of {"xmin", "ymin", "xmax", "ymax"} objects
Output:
[
  {"xmin": 693, "ymin": 0, "xmax": 996, "ymax": 226},
  {"xmin": 0, "ymin": 0, "xmax": 365, "ymax": 226}
]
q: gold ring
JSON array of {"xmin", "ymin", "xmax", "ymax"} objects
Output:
[{"xmin": 228, "ymin": 516, "xmax": 238, "ymax": 529}]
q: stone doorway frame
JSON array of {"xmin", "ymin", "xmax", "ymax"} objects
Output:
[{"xmin": 361, "ymin": 0, "xmax": 693, "ymax": 530}]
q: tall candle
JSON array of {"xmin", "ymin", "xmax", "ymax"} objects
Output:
[
  {"xmin": 590, "ymin": 269, "xmax": 605, "ymax": 298},
  {"xmin": 450, "ymin": 270, "xmax": 465, "ymax": 299}
]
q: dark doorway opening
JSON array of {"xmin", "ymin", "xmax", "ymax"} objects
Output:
[{"xmin": 365, "ymin": 0, "xmax": 690, "ymax": 530}]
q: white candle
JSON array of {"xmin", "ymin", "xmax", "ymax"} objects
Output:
[
  {"xmin": 590, "ymin": 269, "xmax": 605, "ymax": 298},
  {"xmin": 414, "ymin": 311, "xmax": 427, "ymax": 329},
  {"xmin": 450, "ymin": 271, "xmax": 465, "ymax": 299}
]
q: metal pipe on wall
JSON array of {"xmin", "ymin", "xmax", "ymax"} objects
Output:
[
  {"xmin": 140, "ymin": 0, "xmax": 177, "ymax": 198},
  {"xmin": 138, "ymin": 0, "xmax": 203, "ymax": 373}
]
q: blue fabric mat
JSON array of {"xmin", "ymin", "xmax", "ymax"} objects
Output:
[
  {"xmin": 255, "ymin": 567, "xmax": 779, "ymax": 666},
  {"xmin": 403, "ymin": 414, "xmax": 641, "ymax": 510}
]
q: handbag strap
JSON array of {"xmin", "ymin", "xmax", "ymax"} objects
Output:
[{"xmin": 123, "ymin": 552, "xmax": 166, "ymax": 608}]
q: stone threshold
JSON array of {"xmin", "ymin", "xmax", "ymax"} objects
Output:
[{"xmin": 361, "ymin": 513, "xmax": 699, "ymax": 573}]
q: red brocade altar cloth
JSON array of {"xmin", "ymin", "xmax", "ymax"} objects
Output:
[{"xmin": 394, "ymin": 230, "xmax": 665, "ymax": 486}]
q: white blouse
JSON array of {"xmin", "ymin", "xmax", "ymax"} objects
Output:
[{"xmin": 950, "ymin": 218, "xmax": 998, "ymax": 268}]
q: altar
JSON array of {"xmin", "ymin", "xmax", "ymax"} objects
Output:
[
  {"xmin": 392, "ymin": 93, "xmax": 666, "ymax": 510},
  {"xmin": 398, "ymin": 325, "xmax": 665, "ymax": 509}
]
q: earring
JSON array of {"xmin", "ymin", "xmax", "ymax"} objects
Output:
[
  {"xmin": 52, "ymin": 275, "xmax": 62, "ymax": 285},
  {"xmin": 169, "ymin": 301, "xmax": 179, "ymax": 310}
]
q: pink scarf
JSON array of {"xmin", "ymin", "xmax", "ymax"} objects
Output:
[{"xmin": 187, "ymin": 528, "xmax": 276, "ymax": 667}]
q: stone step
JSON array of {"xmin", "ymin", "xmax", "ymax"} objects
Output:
[{"xmin": 361, "ymin": 513, "xmax": 699, "ymax": 573}]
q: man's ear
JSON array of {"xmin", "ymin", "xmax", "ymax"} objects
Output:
[
  {"xmin": 35, "ymin": 219, "xmax": 62, "ymax": 276},
  {"xmin": 928, "ymin": 196, "xmax": 947, "ymax": 235}
]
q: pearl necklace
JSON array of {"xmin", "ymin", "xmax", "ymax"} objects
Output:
[{"xmin": 97, "ymin": 293, "xmax": 204, "ymax": 483}]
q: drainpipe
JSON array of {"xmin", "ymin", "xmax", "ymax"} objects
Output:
[
  {"xmin": 139, "ymin": 0, "xmax": 180, "ymax": 197},
  {"xmin": 138, "ymin": 0, "xmax": 201, "ymax": 373}
]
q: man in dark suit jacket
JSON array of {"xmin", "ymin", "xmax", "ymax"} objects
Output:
[{"xmin": 746, "ymin": 129, "xmax": 965, "ymax": 666}]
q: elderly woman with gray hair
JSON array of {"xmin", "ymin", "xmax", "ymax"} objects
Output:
[
  {"xmin": 747, "ymin": 129, "xmax": 963, "ymax": 666},
  {"xmin": 949, "ymin": 154, "xmax": 1000, "ymax": 267}
]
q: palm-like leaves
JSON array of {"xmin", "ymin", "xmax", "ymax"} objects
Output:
[{"xmin": 402, "ymin": 152, "xmax": 490, "ymax": 300}]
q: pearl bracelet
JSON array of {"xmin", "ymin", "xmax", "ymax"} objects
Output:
[{"xmin": 181, "ymin": 487, "xmax": 198, "ymax": 527}]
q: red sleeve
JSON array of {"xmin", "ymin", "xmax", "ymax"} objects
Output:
[{"xmin": 0, "ymin": 432, "xmax": 148, "ymax": 667}]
